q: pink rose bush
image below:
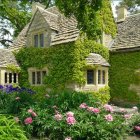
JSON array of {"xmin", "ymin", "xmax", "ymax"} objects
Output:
[
  {"xmin": 14, "ymin": 117, "xmax": 19, "ymax": 123},
  {"xmin": 66, "ymin": 112, "xmax": 74, "ymax": 117},
  {"xmin": 54, "ymin": 113, "xmax": 63, "ymax": 121},
  {"xmin": 27, "ymin": 109, "xmax": 37, "ymax": 117},
  {"xmin": 79, "ymin": 103, "xmax": 87, "ymax": 109},
  {"xmin": 124, "ymin": 114, "xmax": 132, "ymax": 119},
  {"xmin": 104, "ymin": 104, "xmax": 113, "ymax": 112},
  {"xmin": 135, "ymin": 126, "xmax": 140, "ymax": 131},
  {"xmin": 66, "ymin": 111, "xmax": 76, "ymax": 125},
  {"xmin": 65, "ymin": 137, "xmax": 72, "ymax": 140},
  {"xmin": 105, "ymin": 114, "xmax": 113, "ymax": 122},
  {"xmin": 24, "ymin": 117, "xmax": 33, "ymax": 125},
  {"xmin": 15, "ymin": 96, "xmax": 20, "ymax": 100}
]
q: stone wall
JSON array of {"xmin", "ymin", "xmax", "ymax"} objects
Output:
[{"xmin": 26, "ymin": 10, "xmax": 56, "ymax": 47}]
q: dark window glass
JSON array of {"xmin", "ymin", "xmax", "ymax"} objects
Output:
[
  {"xmin": 42, "ymin": 71, "xmax": 46, "ymax": 84},
  {"xmin": 34, "ymin": 35, "xmax": 38, "ymax": 47},
  {"xmin": 32, "ymin": 72, "xmax": 35, "ymax": 84},
  {"xmin": 9, "ymin": 73, "xmax": 12, "ymax": 83},
  {"xmin": 5, "ymin": 72, "xmax": 7, "ymax": 83},
  {"xmin": 102, "ymin": 70, "xmax": 105, "ymax": 84},
  {"xmin": 87, "ymin": 70, "xmax": 94, "ymax": 84},
  {"xmin": 37, "ymin": 71, "xmax": 41, "ymax": 84},
  {"xmin": 98, "ymin": 70, "xmax": 101, "ymax": 84},
  {"xmin": 14, "ymin": 73, "xmax": 17, "ymax": 83},
  {"xmin": 40, "ymin": 34, "xmax": 44, "ymax": 47}
]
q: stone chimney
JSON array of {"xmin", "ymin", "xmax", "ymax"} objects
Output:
[
  {"xmin": 32, "ymin": 2, "xmax": 45, "ymax": 15},
  {"xmin": 116, "ymin": 6, "xmax": 128, "ymax": 21}
]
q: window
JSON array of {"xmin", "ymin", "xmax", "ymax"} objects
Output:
[
  {"xmin": 4, "ymin": 72, "xmax": 18, "ymax": 84},
  {"xmin": 98, "ymin": 70, "xmax": 106, "ymax": 85},
  {"xmin": 102, "ymin": 70, "xmax": 105, "ymax": 84},
  {"xmin": 98, "ymin": 70, "xmax": 101, "ymax": 84},
  {"xmin": 9, "ymin": 73, "xmax": 12, "ymax": 83},
  {"xmin": 32, "ymin": 72, "xmax": 35, "ymax": 85},
  {"xmin": 34, "ymin": 35, "xmax": 38, "ymax": 47},
  {"xmin": 40, "ymin": 34, "xmax": 44, "ymax": 47},
  {"xmin": 87, "ymin": 70, "xmax": 94, "ymax": 84},
  {"xmin": 34, "ymin": 33, "xmax": 44, "ymax": 47},
  {"xmin": 29, "ymin": 69, "xmax": 47, "ymax": 85}
]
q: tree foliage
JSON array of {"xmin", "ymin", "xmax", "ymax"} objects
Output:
[{"xmin": 0, "ymin": 0, "xmax": 116, "ymax": 47}]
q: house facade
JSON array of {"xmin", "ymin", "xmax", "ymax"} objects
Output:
[
  {"xmin": 0, "ymin": 3, "xmax": 113, "ymax": 92},
  {"xmin": 110, "ymin": 6, "xmax": 140, "ymax": 103}
]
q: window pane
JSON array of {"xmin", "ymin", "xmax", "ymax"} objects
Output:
[
  {"xmin": 40, "ymin": 34, "xmax": 44, "ymax": 47},
  {"xmin": 32, "ymin": 72, "xmax": 35, "ymax": 85},
  {"xmin": 34, "ymin": 35, "xmax": 38, "ymax": 47},
  {"xmin": 9, "ymin": 73, "xmax": 12, "ymax": 83},
  {"xmin": 42, "ymin": 71, "xmax": 46, "ymax": 84},
  {"xmin": 87, "ymin": 70, "xmax": 94, "ymax": 84},
  {"xmin": 14, "ymin": 73, "xmax": 17, "ymax": 83},
  {"xmin": 102, "ymin": 70, "xmax": 105, "ymax": 84},
  {"xmin": 37, "ymin": 71, "xmax": 41, "ymax": 84},
  {"xmin": 5, "ymin": 72, "xmax": 7, "ymax": 83},
  {"xmin": 98, "ymin": 70, "xmax": 101, "ymax": 84}
]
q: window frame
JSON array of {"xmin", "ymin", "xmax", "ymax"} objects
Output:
[
  {"xmin": 28, "ymin": 67, "xmax": 48, "ymax": 86},
  {"xmin": 86, "ymin": 68, "xmax": 107, "ymax": 86},
  {"xmin": 4, "ymin": 72, "xmax": 18, "ymax": 84},
  {"xmin": 86, "ymin": 70, "xmax": 95, "ymax": 85},
  {"xmin": 33, "ymin": 32, "xmax": 44, "ymax": 47}
]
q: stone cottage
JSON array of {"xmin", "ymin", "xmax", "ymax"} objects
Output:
[
  {"xmin": 0, "ymin": 3, "xmax": 112, "ymax": 92},
  {"xmin": 2, "ymin": 3, "xmax": 112, "ymax": 91},
  {"xmin": 110, "ymin": 6, "xmax": 140, "ymax": 103}
]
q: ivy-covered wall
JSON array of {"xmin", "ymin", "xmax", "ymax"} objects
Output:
[
  {"xmin": 109, "ymin": 51, "xmax": 140, "ymax": 104},
  {"xmin": 15, "ymin": 39, "xmax": 109, "ymax": 90}
]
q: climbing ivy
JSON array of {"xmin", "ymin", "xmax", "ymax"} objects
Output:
[
  {"xmin": 56, "ymin": 0, "xmax": 117, "ymax": 40},
  {"xmin": 109, "ymin": 51, "xmax": 140, "ymax": 104},
  {"xmin": 15, "ymin": 39, "xmax": 109, "ymax": 90}
]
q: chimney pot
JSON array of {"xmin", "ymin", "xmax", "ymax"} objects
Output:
[{"xmin": 116, "ymin": 5, "xmax": 128, "ymax": 21}]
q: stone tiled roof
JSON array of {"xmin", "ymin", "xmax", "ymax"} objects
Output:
[
  {"xmin": 9, "ymin": 6, "xmax": 79, "ymax": 51},
  {"xmin": 9, "ymin": 23, "xmax": 30, "ymax": 51},
  {"xmin": 86, "ymin": 53, "xmax": 110, "ymax": 67},
  {"xmin": 0, "ymin": 49, "xmax": 19, "ymax": 67},
  {"xmin": 111, "ymin": 13, "xmax": 140, "ymax": 51},
  {"xmin": 38, "ymin": 7, "xmax": 59, "ymax": 31}
]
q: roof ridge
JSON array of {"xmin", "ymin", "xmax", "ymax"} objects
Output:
[
  {"xmin": 37, "ymin": 7, "xmax": 58, "ymax": 17},
  {"xmin": 127, "ymin": 12, "xmax": 140, "ymax": 18}
]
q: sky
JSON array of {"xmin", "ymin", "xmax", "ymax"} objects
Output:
[{"xmin": 0, "ymin": 0, "xmax": 121, "ymax": 49}]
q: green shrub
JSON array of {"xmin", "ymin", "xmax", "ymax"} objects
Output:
[
  {"xmin": 0, "ymin": 85, "xmax": 35, "ymax": 114},
  {"xmin": 91, "ymin": 86, "xmax": 110, "ymax": 104},
  {"xmin": 0, "ymin": 114, "xmax": 27, "ymax": 140},
  {"xmin": 39, "ymin": 90, "xmax": 100, "ymax": 113},
  {"xmin": 18, "ymin": 103, "xmax": 129, "ymax": 140}
]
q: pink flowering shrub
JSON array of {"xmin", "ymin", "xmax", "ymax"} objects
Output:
[
  {"xmin": 79, "ymin": 103, "xmax": 87, "ymax": 109},
  {"xmin": 105, "ymin": 114, "xmax": 113, "ymax": 122},
  {"xmin": 104, "ymin": 104, "xmax": 113, "ymax": 112},
  {"xmin": 54, "ymin": 113, "xmax": 63, "ymax": 121},
  {"xmin": 24, "ymin": 117, "xmax": 33, "ymax": 125}
]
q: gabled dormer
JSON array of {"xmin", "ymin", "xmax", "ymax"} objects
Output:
[{"xmin": 26, "ymin": 4, "xmax": 59, "ymax": 47}]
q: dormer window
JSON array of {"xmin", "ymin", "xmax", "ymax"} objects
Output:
[{"xmin": 34, "ymin": 33, "xmax": 44, "ymax": 47}]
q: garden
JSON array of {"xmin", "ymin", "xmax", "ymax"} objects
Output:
[{"xmin": 0, "ymin": 85, "xmax": 140, "ymax": 140}]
